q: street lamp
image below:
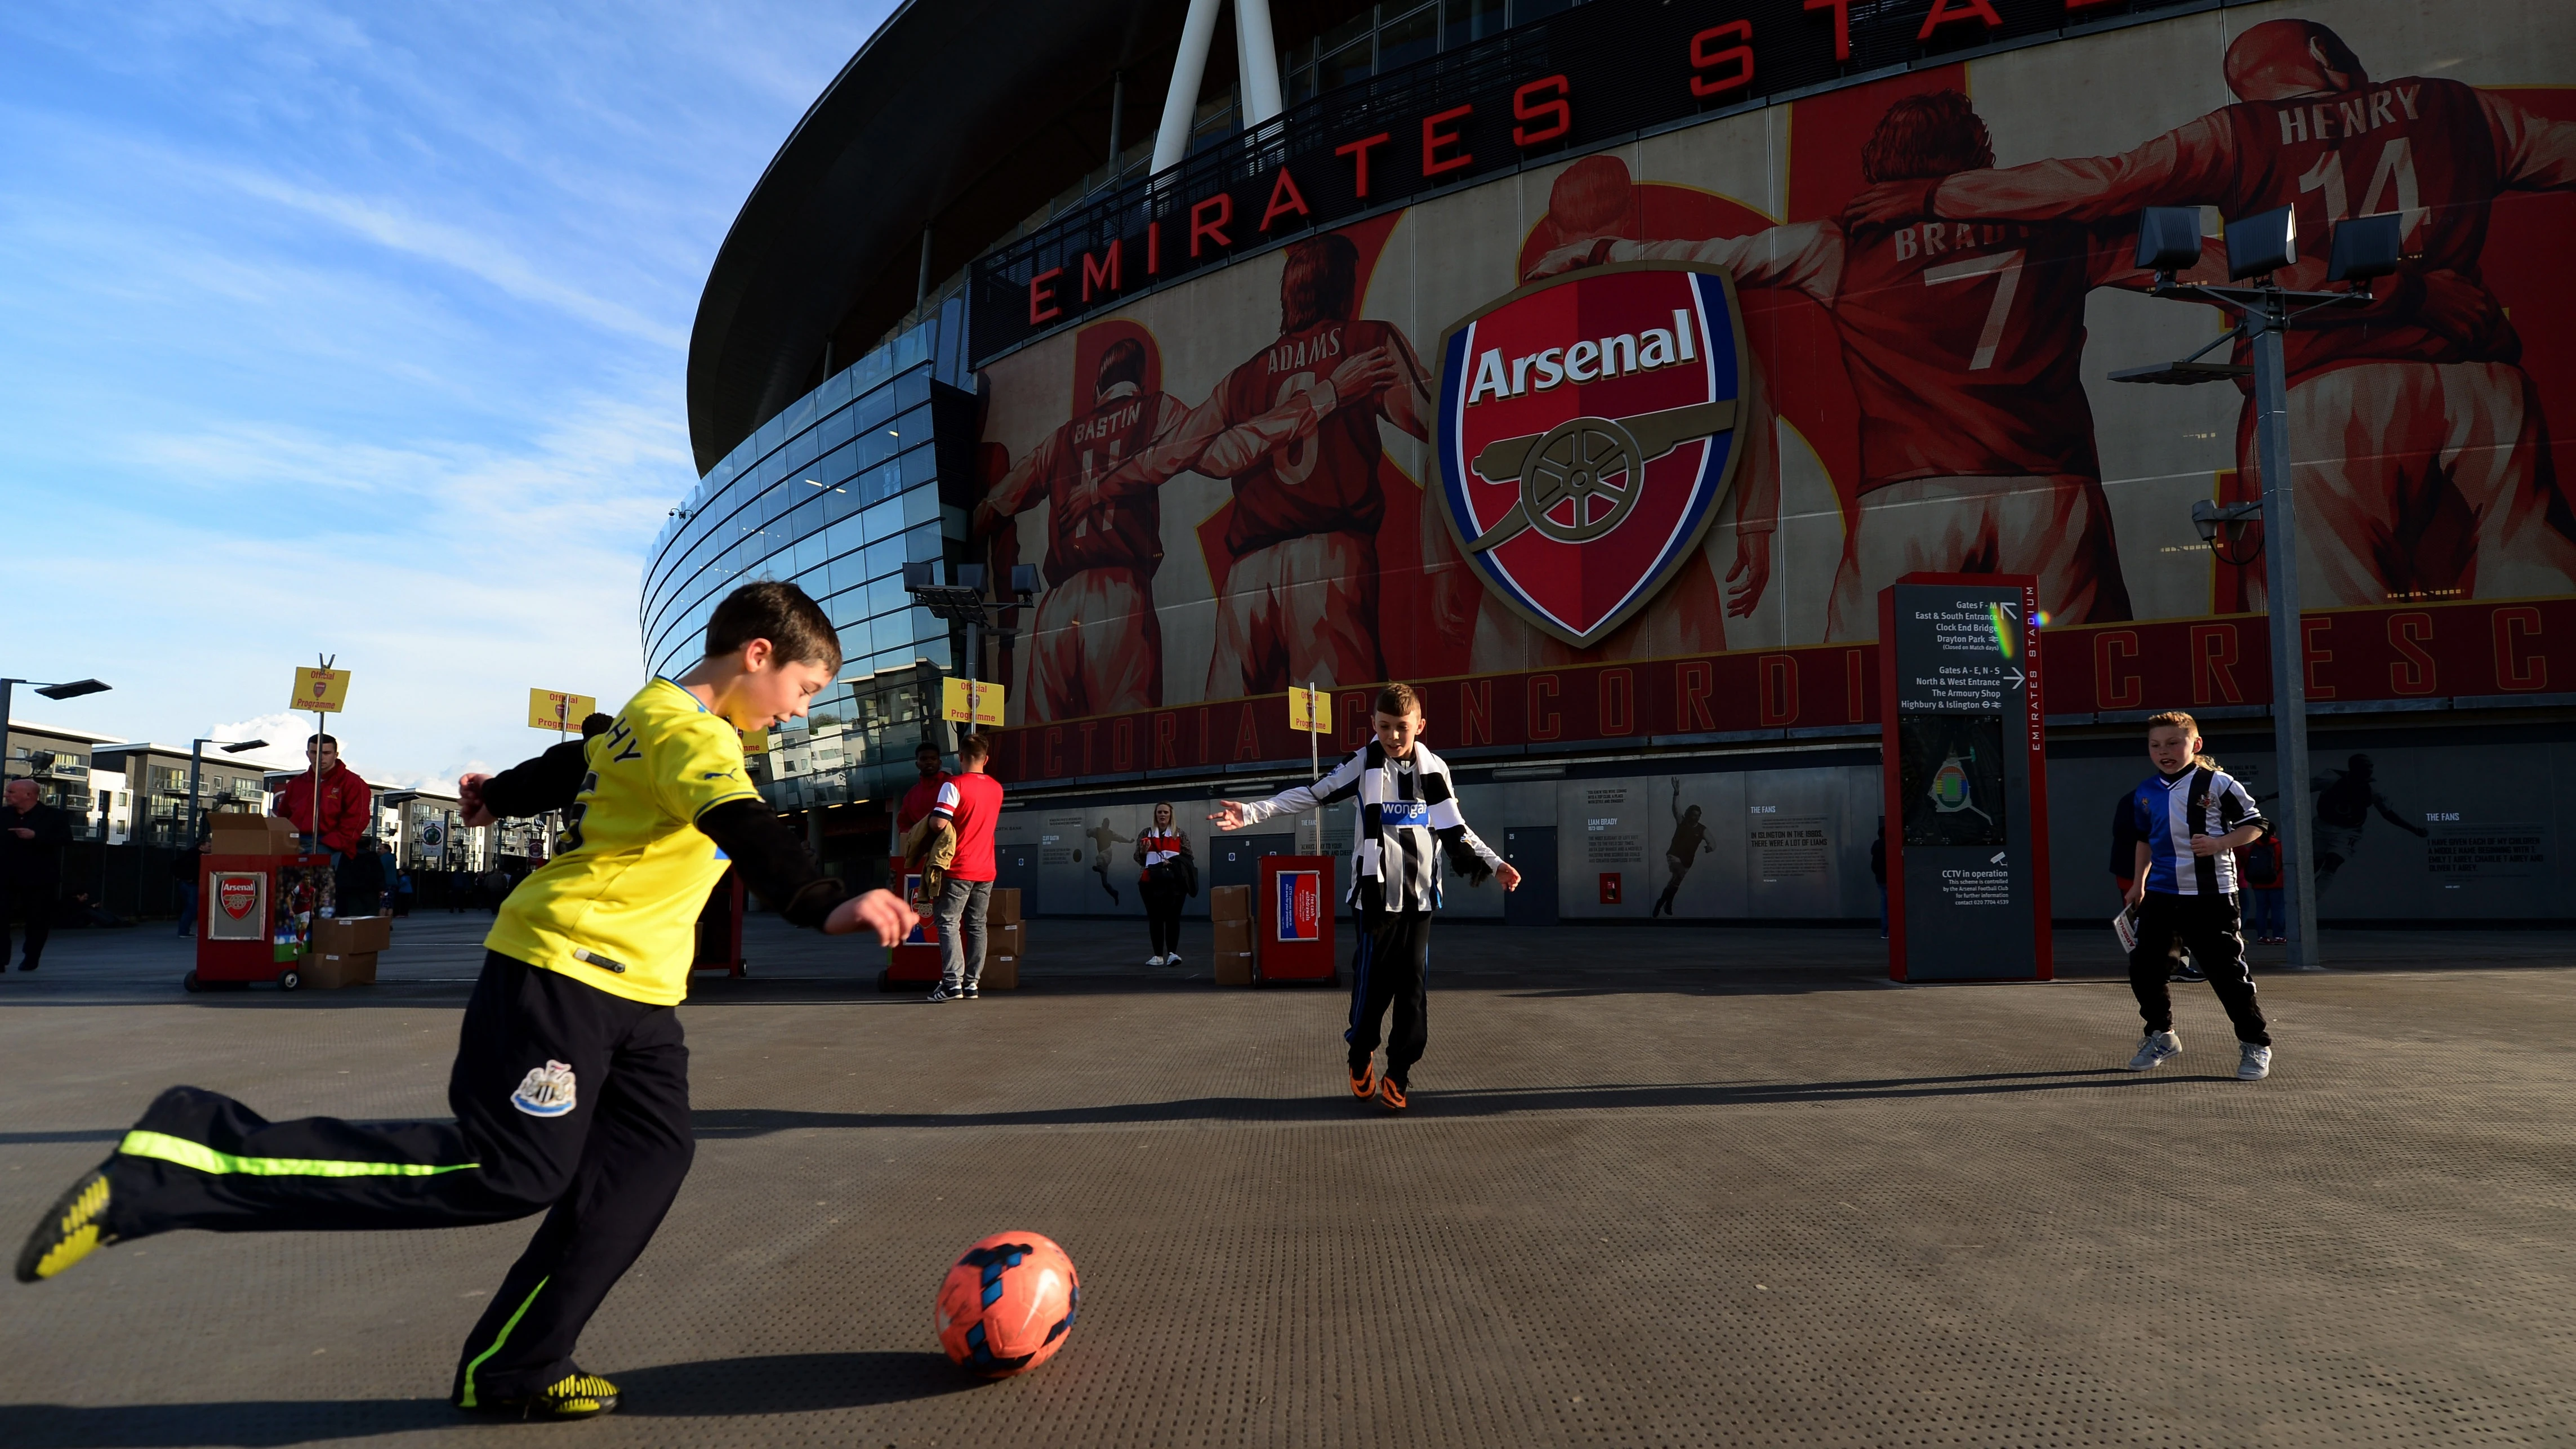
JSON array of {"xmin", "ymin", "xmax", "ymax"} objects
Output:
[
  {"xmin": 2111, "ymin": 204, "xmax": 2405, "ymax": 972},
  {"xmin": 902, "ymin": 560, "xmax": 1039, "ymax": 730},
  {"xmin": 1, "ymin": 676, "xmax": 110, "ymax": 795},
  {"xmin": 188, "ymin": 738, "xmax": 270, "ymax": 844}
]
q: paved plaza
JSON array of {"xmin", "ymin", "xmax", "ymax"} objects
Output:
[{"xmin": 1, "ymin": 913, "xmax": 2571, "ymax": 1446}]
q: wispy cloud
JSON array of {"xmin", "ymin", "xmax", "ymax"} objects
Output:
[{"xmin": 1, "ymin": 1, "xmax": 898, "ymax": 783}]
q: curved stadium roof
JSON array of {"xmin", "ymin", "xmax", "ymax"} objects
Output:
[{"xmin": 688, "ymin": 0, "xmax": 1202, "ymax": 475}]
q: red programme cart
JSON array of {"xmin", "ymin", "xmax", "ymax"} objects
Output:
[{"xmin": 189, "ymin": 852, "xmax": 334, "ymax": 992}]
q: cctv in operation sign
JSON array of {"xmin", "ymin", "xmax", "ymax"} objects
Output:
[{"xmin": 1878, "ymin": 574, "xmax": 2052, "ymax": 983}]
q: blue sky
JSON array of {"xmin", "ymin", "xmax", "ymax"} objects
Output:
[{"xmin": 0, "ymin": 1, "xmax": 894, "ymax": 790}]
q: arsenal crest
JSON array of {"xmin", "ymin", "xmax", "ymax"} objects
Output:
[{"xmin": 1434, "ymin": 262, "xmax": 1749, "ymax": 648}]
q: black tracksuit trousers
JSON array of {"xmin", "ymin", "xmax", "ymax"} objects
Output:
[
  {"xmin": 101, "ymin": 952, "xmax": 693, "ymax": 1405},
  {"xmin": 2127, "ymin": 890, "xmax": 2270, "ymax": 1046},
  {"xmin": 1346, "ymin": 904, "xmax": 1433, "ymax": 1086}
]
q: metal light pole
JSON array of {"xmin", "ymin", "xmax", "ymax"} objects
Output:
[
  {"xmin": 188, "ymin": 738, "xmax": 270, "ymax": 844},
  {"xmin": 904, "ymin": 560, "xmax": 1040, "ymax": 738},
  {"xmin": 2113, "ymin": 206, "xmax": 2404, "ymax": 973},
  {"xmin": 0, "ymin": 677, "xmax": 110, "ymax": 788}
]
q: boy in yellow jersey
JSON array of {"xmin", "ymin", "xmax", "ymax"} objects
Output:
[{"xmin": 13, "ymin": 582, "xmax": 917, "ymax": 1420}]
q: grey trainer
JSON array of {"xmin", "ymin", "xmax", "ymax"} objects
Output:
[
  {"xmin": 2237, "ymin": 1043, "xmax": 2272, "ymax": 1081},
  {"xmin": 2125, "ymin": 1029, "xmax": 2182, "ymax": 1072}
]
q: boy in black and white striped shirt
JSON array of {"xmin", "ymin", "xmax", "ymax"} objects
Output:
[{"xmin": 1212, "ymin": 684, "xmax": 1521, "ymax": 1110}]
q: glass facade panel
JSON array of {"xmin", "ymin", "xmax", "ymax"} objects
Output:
[{"xmin": 639, "ymin": 298, "xmax": 973, "ymax": 814}]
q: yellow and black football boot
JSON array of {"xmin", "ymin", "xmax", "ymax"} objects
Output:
[
  {"xmin": 15, "ymin": 1163, "xmax": 117, "ymax": 1283},
  {"xmin": 459, "ymin": 1370, "xmax": 621, "ymax": 1420}
]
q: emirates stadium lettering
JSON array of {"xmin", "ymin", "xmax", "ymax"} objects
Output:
[{"xmin": 975, "ymin": 0, "xmax": 2220, "ymax": 362}]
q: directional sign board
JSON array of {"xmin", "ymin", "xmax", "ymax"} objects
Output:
[{"xmin": 1879, "ymin": 574, "xmax": 2051, "ymax": 982}]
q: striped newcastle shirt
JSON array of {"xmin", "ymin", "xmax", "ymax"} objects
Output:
[
  {"xmin": 1236, "ymin": 740, "xmax": 1504, "ymax": 912},
  {"xmin": 2131, "ymin": 765, "xmax": 2267, "ymax": 897}
]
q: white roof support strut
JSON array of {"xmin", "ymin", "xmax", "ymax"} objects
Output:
[{"xmin": 1150, "ymin": 0, "xmax": 1283, "ymax": 177}]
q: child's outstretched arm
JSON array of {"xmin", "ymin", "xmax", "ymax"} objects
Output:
[{"xmin": 697, "ymin": 797, "xmax": 917, "ymax": 944}]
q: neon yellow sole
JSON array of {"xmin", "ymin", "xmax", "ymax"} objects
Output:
[{"xmin": 16, "ymin": 1169, "xmax": 113, "ymax": 1283}]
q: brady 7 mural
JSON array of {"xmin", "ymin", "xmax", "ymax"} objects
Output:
[{"xmin": 972, "ymin": 2, "xmax": 2576, "ymax": 756}]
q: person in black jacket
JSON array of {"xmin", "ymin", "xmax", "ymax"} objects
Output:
[{"xmin": 3, "ymin": 779, "xmax": 73, "ymax": 970}]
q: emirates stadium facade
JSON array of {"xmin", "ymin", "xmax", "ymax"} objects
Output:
[{"xmin": 649, "ymin": 0, "xmax": 2576, "ymax": 925}]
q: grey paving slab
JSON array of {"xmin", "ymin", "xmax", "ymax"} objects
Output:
[{"xmin": 1, "ymin": 915, "xmax": 2571, "ymax": 1446}]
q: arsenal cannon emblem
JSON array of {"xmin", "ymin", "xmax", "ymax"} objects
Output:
[{"xmin": 1434, "ymin": 262, "xmax": 1749, "ymax": 648}]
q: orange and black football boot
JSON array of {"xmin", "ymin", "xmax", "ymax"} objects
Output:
[
  {"xmin": 1349, "ymin": 1059, "xmax": 1376, "ymax": 1099},
  {"xmin": 1376, "ymin": 1077, "xmax": 1409, "ymax": 1112}
]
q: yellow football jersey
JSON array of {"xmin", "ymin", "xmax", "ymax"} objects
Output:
[{"xmin": 485, "ymin": 678, "xmax": 760, "ymax": 1005}]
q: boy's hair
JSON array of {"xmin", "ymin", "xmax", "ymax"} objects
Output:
[
  {"xmin": 706, "ymin": 581, "xmax": 841, "ymax": 672},
  {"xmin": 310, "ymin": 734, "xmax": 338, "ymax": 748},
  {"xmin": 2146, "ymin": 710, "xmax": 2216, "ymax": 768},
  {"xmin": 956, "ymin": 733, "xmax": 992, "ymax": 765},
  {"xmin": 1374, "ymin": 683, "xmax": 1423, "ymax": 719},
  {"xmin": 914, "ymin": 741, "xmax": 943, "ymax": 758}
]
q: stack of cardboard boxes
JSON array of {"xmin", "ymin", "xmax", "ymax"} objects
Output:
[
  {"xmin": 1210, "ymin": 884, "xmax": 1254, "ymax": 985},
  {"xmin": 206, "ymin": 809, "xmax": 295, "ymax": 857},
  {"xmin": 983, "ymin": 888, "xmax": 1023, "ymax": 990},
  {"xmin": 306, "ymin": 915, "xmax": 393, "ymax": 989}
]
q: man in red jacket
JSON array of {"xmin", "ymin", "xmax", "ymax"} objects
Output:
[{"xmin": 273, "ymin": 734, "xmax": 372, "ymax": 861}]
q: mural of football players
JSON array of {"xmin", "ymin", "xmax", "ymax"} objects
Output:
[
  {"xmin": 1532, "ymin": 92, "xmax": 2140, "ymax": 642},
  {"xmin": 1102, "ymin": 233, "xmax": 1432, "ymax": 698},
  {"xmin": 975, "ymin": 334, "xmax": 1189, "ymax": 721},
  {"xmin": 1428, "ymin": 155, "xmax": 1785, "ymax": 673},
  {"xmin": 1844, "ymin": 19, "xmax": 2576, "ymax": 608}
]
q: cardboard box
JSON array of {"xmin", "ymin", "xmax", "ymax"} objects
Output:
[
  {"xmin": 302, "ymin": 951, "xmax": 377, "ymax": 989},
  {"xmin": 990, "ymin": 920, "xmax": 1024, "ymax": 959},
  {"xmin": 982, "ymin": 953, "xmax": 1019, "ymax": 991},
  {"xmin": 1214, "ymin": 949, "xmax": 1254, "ymax": 986},
  {"xmin": 1209, "ymin": 884, "xmax": 1252, "ymax": 922},
  {"xmin": 209, "ymin": 815, "xmax": 296, "ymax": 856},
  {"xmin": 310, "ymin": 915, "xmax": 393, "ymax": 955},
  {"xmin": 1211, "ymin": 917, "xmax": 1254, "ymax": 956},
  {"xmin": 986, "ymin": 887, "xmax": 1022, "ymax": 925}
]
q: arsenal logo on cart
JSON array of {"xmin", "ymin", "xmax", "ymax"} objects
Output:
[{"xmin": 1433, "ymin": 262, "xmax": 1749, "ymax": 648}]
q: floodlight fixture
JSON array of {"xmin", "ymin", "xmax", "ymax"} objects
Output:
[
  {"xmin": 2225, "ymin": 205, "xmax": 2297, "ymax": 279},
  {"xmin": 222, "ymin": 738, "xmax": 269, "ymax": 753},
  {"xmin": 2134, "ymin": 207, "xmax": 2204, "ymax": 273},
  {"xmin": 2327, "ymin": 212, "xmax": 2405, "ymax": 286}
]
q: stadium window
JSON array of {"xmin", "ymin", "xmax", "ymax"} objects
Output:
[{"xmin": 1379, "ymin": 2, "xmax": 1437, "ymax": 69}]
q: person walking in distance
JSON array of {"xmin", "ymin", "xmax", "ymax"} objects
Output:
[
  {"xmin": 1210, "ymin": 684, "xmax": 1521, "ymax": 1111},
  {"xmin": 2120, "ymin": 712, "xmax": 2275, "ymax": 1081},
  {"xmin": 2, "ymin": 779, "xmax": 73, "ymax": 970},
  {"xmin": 14, "ymin": 581, "xmax": 919, "ymax": 1422},
  {"xmin": 1134, "ymin": 802, "xmax": 1193, "ymax": 966},
  {"xmin": 2238, "ymin": 823, "xmax": 2287, "ymax": 944},
  {"xmin": 273, "ymin": 734, "xmax": 371, "ymax": 864},
  {"xmin": 926, "ymin": 734, "xmax": 1004, "ymax": 1002},
  {"xmin": 1085, "ymin": 817, "xmax": 1130, "ymax": 906},
  {"xmin": 1653, "ymin": 779, "xmax": 1709, "ymax": 919}
]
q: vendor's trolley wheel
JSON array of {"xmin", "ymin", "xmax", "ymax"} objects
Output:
[
  {"xmin": 182, "ymin": 970, "xmax": 201, "ymax": 993},
  {"xmin": 278, "ymin": 969, "xmax": 302, "ymax": 992}
]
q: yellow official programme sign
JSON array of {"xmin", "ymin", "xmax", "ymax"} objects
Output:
[
  {"xmin": 941, "ymin": 678, "xmax": 1006, "ymax": 726},
  {"xmin": 291, "ymin": 667, "xmax": 350, "ymax": 713},
  {"xmin": 529, "ymin": 690, "xmax": 598, "ymax": 731},
  {"xmin": 1288, "ymin": 686, "xmax": 1332, "ymax": 734},
  {"xmin": 738, "ymin": 727, "xmax": 770, "ymax": 755}
]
